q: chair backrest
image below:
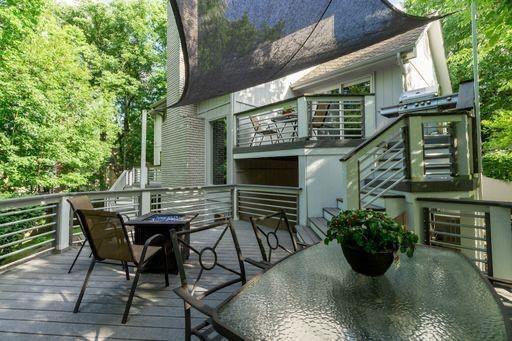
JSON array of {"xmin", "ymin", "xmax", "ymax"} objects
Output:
[
  {"xmin": 170, "ymin": 219, "xmax": 246, "ymax": 299},
  {"xmin": 249, "ymin": 209, "xmax": 299, "ymax": 263},
  {"xmin": 76, "ymin": 209, "xmax": 134, "ymax": 262},
  {"xmin": 68, "ymin": 196, "xmax": 94, "ymax": 212},
  {"xmin": 311, "ymin": 103, "xmax": 331, "ymax": 129},
  {"xmin": 249, "ymin": 115, "xmax": 261, "ymax": 132}
]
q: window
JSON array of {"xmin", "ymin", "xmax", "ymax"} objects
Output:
[{"xmin": 341, "ymin": 76, "xmax": 373, "ymax": 95}]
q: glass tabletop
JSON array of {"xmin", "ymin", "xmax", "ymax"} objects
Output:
[{"xmin": 215, "ymin": 243, "xmax": 509, "ymax": 340}]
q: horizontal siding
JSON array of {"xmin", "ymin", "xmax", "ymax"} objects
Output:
[{"xmin": 162, "ymin": 3, "xmax": 205, "ymax": 187}]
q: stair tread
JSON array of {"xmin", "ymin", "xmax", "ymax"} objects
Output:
[
  {"xmin": 309, "ymin": 217, "xmax": 329, "ymax": 236},
  {"xmin": 323, "ymin": 207, "xmax": 341, "ymax": 217},
  {"xmin": 296, "ymin": 225, "xmax": 322, "ymax": 244}
]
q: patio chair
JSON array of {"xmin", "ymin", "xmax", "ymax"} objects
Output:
[
  {"xmin": 170, "ymin": 219, "xmax": 246, "ymax": 341},
  {"xmin": 67, "ymin": 196, "xmax": 94, "ymax": 273},
  {"xmin": 246, "ymin": 209, "xmax": 307, "ymax": 270},
  {"xmin": 249, "ymin": 115, "xmax": 279, "ymax": 146},
  {"xmin": 73, "ymin": 209, "xmax": 169, "ymax": 324}
]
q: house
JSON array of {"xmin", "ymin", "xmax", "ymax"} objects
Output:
[{"xmin": 149, "ymin": 4, "xmax": 511, "ymax": 279}]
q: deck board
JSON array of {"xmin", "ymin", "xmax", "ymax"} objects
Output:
[
  {"xmin": 0, "ymin": 220, "xmax": 285, "ymax": 340},
  {"xmin": 0, "ymin": 219, "xmax": 511, "ymax": 340}
]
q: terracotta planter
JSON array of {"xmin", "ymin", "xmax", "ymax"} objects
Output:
[{"xmin": 341, "ymin": 245, "xmax": 394, "ymax": 277}]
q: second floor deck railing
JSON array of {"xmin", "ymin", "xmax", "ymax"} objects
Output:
[{"xmin": 234, "ymin": 95, "xmax": 369, "ymax": 149}]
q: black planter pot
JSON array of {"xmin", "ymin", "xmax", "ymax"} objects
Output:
[{"xmin": 341, "ymin": 245, "xmax": 394, "ymax": 277}]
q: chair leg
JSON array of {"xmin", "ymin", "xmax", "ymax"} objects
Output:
[
  {"xmin": 68, "ymin": 239, "xmax": 87, "ymax": 273},
  {"xmin": 123, "ymin": 261, "xmax": 130, "ymax": 280},
  {"xmin": 184, "ymin": 303, "xmax": 192, "ymax": 341},
  {"xmin": 163, "ymin": 247, "xmax": 169, "ymax": 287},
  {"xmin": 122, "ymin": 265, "xmax": 141, "ymax": 324},
  {"xmin": 74, "ymin": 259, "xmax": 96, "ymax": 313}
]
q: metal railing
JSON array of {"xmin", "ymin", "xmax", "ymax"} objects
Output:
[
  {"xmin": 235, "ymin": 100, "xmax": 298, "ymax": 148},
  {"xmin": 236, "ymin": 185, "xmax": 300, "ymax": 224},
  {"xmin": 307, "ymin": 95, "xmax": 365, "ymax": 140},
  {"xmin": 150, "ymin": 186, "xmax": 234, "ymax": 228},
  {"xmin": 357, "ymin": 128, "xmax": 408, "ymax": 209},
  {"xmin": 0, "ymin": 197, "xmax": 60, "ymax": 269},
  {"xmin": 0, "ymin": 185, "xmax": 301, "ymax": 270},
  {"xmin": 422, "ymin": 122, "xmax": 456, "ymax": 178}
]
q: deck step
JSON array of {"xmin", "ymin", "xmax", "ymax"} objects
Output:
[
  {"xmin": 322, "ymin": 207, "xmax": 340, "ymax": 220},
  {"xmin": 309, "ymin": 217, "xmax": 329, "ymax": 237},
  {"xmin": 296, "ymin": 225, "xmax": 322, "ymax": 245}
]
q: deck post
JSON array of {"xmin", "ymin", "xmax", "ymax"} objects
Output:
[
  {"xmin": 297, "ymin": 96, "xmax": 308, "ymax": 139},
  {"xmin": 364, "ymin": 95, "xmax": 375, "ymax": 138},
  {"xmin": 407, "ymin": 116, "xmax": 425, "ymax": 181},
  {"xmin": 489, "ymin": 206, "xmax": 512, "ymax": 280},
  {"xmin": 56, "ymin": 196, "xmax": 71, "ymax": 252}
]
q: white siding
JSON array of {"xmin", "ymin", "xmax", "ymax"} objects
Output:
[
  {"xmin": 375, "ymin": 65, "xmax": 403, "ymax": 128},
  {"xmin": 403, "ymin": 30, "xmax": 438, "ymax": 91},
  {"xmin": 233, "ymin": 69, "xmax": 312, "ymax": 113}
]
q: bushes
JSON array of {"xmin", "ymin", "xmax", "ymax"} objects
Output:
[{"xmin": 482, "ymin": 150, "xmax": 512, "ymax": 182}]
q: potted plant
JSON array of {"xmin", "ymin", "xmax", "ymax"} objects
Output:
[
  {"xmin": 281, "ymin": 105, "xmax": 294, "ymax": 116},
  {"xmin": 324, "ymin": 209, "xmax": 418, "ymax": 277}
]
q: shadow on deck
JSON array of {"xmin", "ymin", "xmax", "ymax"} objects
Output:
[
  {"xmin": 0, "ymin": 220, "xmax": 280, "ymax": 340},
  {"xmin": 0, "ymin": 219, "xmax": 511, "ymax": 340}
]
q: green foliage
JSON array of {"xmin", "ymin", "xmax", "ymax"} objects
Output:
[
  {"xmin": 58, "ymin": 0, "xmax": 167, "ymax": 170},
  {"xmin": 324, "ymin": 209, "xmax": 419, "ymax": 257},
  {"xmin": 405, "ymin": 0, "xmax": 512, "ymax": 181},
  {"xmin": 0, "ymin": 0, "xmax": 167, "ymax": 195},
  {"xmin": 0, "ymin": 1, "xmax": 118, "ymax": 193},
  {"xmin": 482, "ymin": 150, "xmax": 512, "ymax": 181}
]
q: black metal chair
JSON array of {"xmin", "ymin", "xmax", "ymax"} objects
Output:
[
  {"xmin": 67, "ymin": 196, "xmax": 94, "ymax": 273},
  {"xmin": 74, "ymin": 209, "xmax": 169, "ymax": 324},
  {"xmin": 246, "ymin": 209, "xmax": 307, "ymax": 270},
  {"xmin": 170, "ymin": 219, "xmax": 246, "ymax": 341}
]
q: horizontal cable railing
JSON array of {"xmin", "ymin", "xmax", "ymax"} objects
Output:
[
  {"xmin": 236, "ymin": 185, "xmax": 300, "ymax": 225},
  {"xmin": 149, "ymin": 185, "xmax": 234, "ymax": 228},
  {"xmin": 0, "ymin": 197, "xmax": 60, "ymax": 270},
  {"xmin": 235, "ymin": 100, "xmax": 298, "ymax": 148},
  {"xmin": 306, "ymin": 95, "xmax": 364, "ymax": 141},
  {"xmin": 416, "ymin": 198, "xmax": 512, "ymax": 277}
]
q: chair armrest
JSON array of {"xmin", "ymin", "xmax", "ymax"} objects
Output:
[
  {"xmin": 174, "ymin": 286, "xmax": 216, "ymax": 317},
  {"xmin": 138, "ymin": 233, "xmax": 167, "ymax": 264},
  {"xmin": 243, "ymin": 257, "xmax": 272, "ymax": 270}
]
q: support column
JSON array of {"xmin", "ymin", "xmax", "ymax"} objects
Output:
[
  {"xmin": 297, "ymin": 97, "xmax": 308, "ymax": 139},
  {"xmin": 298, "ymin": 156, "xmax": 308, "ymax": 226},
  {"xmin": 407, "ymin": 116, "xmax": 424, "ymax": 181}
]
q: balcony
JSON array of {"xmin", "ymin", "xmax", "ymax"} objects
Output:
[{"xmin": 234, "ymin": 95, "xmax": 373, "ymax": 153}]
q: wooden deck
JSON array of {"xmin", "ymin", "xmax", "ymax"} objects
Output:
[
  {"xmin": 0, "ymin": 220, "xmax": 280, "ymax": 340},
  {"xmin": 0, "ymin": 219, "xmax": 511, "ymax": 340}
]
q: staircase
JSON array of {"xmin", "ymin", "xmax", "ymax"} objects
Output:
[
  {"xmin": 296, "ymin": 198, "xmax": 346, "ymax": 244},
  {"xmin": 296, "ymin": 116, "xmax": 460, "ymax": 245}
]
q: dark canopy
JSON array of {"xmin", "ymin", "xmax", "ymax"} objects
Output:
[{"xmin": 170, "ymin": 0, "xmax": 436, "ymax": 107}]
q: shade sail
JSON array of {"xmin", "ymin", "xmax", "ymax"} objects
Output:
[{"xmin": 170, "ymin": 0, "xmax": 436, "ymax": 107}]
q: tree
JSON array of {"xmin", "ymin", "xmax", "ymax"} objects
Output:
[
  {"xmin": 405, "ymin": 0, "xmax": 512, "ymax": 180},
  {"xmin": 58, "ymin": 0, "xmax": 167, "ymax": 171},
  {"xmin": 0, "ymin": 1, "xmax": 118, "ymax": 193}
]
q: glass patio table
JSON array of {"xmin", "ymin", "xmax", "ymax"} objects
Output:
[{"xmin": 212, "ymin": 243, "xmax": 510, "ymax": 340}]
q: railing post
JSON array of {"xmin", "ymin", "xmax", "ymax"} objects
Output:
[
  {"xmin": 489, "ymin": 206, "xmax": 512, "ymax": 280},
  {"xmin": 407, "ymin": 116, "xmax": 425, "ymax": 181},
  {"xmin": 455, "ymin": 114, "xmax": 471, "ymax": 177},
  {"xmin": 232, "ymin": 187, "xmax": 239, "ymax": 220},
  {"xmin": 140, "ymin": 190, "xmax": 151, "ymax": 215},
  {"xmin": 56, "ymin": 196, "xmax": 70, "ymax": 252},
  {"xmin": 344, "ymin": 158, "xmax": 360, "ymax": 209},
  {"xmin": 297, "ymin": 96, "xmax": 308, "ymax": 139},
  {"xmin": 363, "ymin": 95, "xmax": 375, "ymax": 138}
]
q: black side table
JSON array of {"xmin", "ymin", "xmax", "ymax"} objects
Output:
[{"xmin": 127, "ymin": 213, "xmax": 197, "ymax": 273}]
